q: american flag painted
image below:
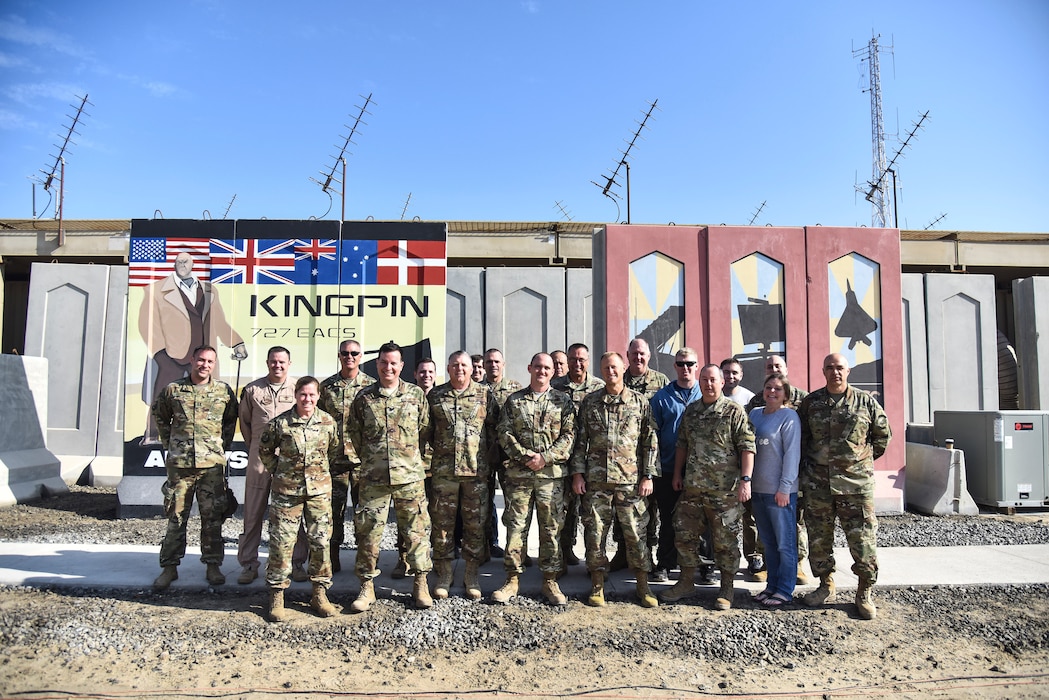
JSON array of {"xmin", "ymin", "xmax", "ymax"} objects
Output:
[
  {"xmin": 128, "ymin": 237, "xmax": 211, "ymax": 287},
  {"xmin": 210, "ymin": 239, "xmax": 297, "ymax": 284},
  {"xmin": 376, "ymin": 239, "xmax": 446, "ymax": 285}
]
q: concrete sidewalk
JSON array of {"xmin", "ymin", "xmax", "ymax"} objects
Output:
[{"xmin": 2, "ymin": 541, "xmax": 1048, "ymax": 601}]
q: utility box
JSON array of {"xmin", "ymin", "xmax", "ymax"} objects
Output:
[{"xmin": 933, "ymin": 411, "xmax": 1049, "ymax": 509}]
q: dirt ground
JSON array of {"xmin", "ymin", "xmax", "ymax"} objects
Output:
[{"xmin": 1, "ymin": 488, "xmax": 1048, "ymax": 699}]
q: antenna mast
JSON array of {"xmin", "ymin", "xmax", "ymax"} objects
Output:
[
  {"xmin": 854, "ymin": 36, "xmax": 892, "ymax": 228},
  {"xmin": 553, "ymin": 200, "xmax": 574, "ymax": 222},
  {"xmin": 36, "ymin": 93, "xmax": 92, "ymax": 244},
  {"xmin": 748, "ymin": 200, "xmax": 767, "ymax": 225},
  {"xmin": 591, "ymin": 99, "xmax": 659, "ymax": 224},
  {"xmin": 310, "ymin": 93, "xmax": 374, "ymax": 219}
]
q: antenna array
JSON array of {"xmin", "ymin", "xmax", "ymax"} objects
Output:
[
  {"xmin": 34, "ymin": 93, "xmax": 92, "ymax": 220},
  {"xmin": 310, "ymin": 93, "xmax": 374, "ymax": 219},
  {"xmin": 553, "ymin": 200, "xmax": 574, "ymax": 222},
  {"xmin": 854, "ymin": 36, "xmax": 892, "ymax": 228},
  {"xmin": 591, "ymin": 99, "xmax": 659, "ymax": 223},
  {"xmin": 748, "ymin": 200, "xmax": 767, "ymax": 226}
]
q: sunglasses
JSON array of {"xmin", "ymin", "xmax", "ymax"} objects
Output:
[
  {"xmin": 675, "ymin": 361, "xmax": 697, "ymax": 368},
  {"xmin": 339, "ymin": 350, "xmax": 362, "ymax": 358}
]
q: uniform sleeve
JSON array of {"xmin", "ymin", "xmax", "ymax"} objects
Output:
[
  {"xmin": 422, "ymin": 391, "xmax": 437, "ymax": 450},
  {"xmin": 542, "ymin": 395, "xmax": 576, "ymax": 465},
  {"xmin": 869, "ymin": 398, "xmax": 892, "ymax": 461},
  {"xmin": 151, "ymin": 388, "xmax": 173, "ymax": 448},
  {"xmin": 347, "ymin": 394, "xmax": 365, "ymax": 457},
  {"xmin": 258, "ymin": 420, "xmax": 280, "ymax": 473},
  {"xmin": 568, "ymin": 398, "xmax": 590, "ymax": 476},
  {"xmin": 639, "ymin": 401, "xmax": 660, "ymax": 478},
  {"xmin": 798, "ymin": 395, "xmax": 814, "ymax": 465},
  {"xmin": 732, "ymin": 406, "xmax": 756, "ymax": 455},
  {"xmin": 484, "ymin": 389, "xmax": 500, "ymax": 466},
  {"xmin": 497, "ymin": 397, "xmax": 529, "ymax": 462},
  {"xmin": 238, "ymin": 386, "xmax": 254, "ymax": 447},
  {"xmin": 417, "ymin": 390, "xmax": 430, "ymax": 450},
  {"xmin": 222, "ymin": 386, "xmax": 238, "ymax": 452},
  {"xmin": 326, "ymin": 419, "xmax": 340, "ymax": 467}
]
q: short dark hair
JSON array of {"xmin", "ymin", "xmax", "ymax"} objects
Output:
[
  {"xmin": 378, "ymin": 341, "xmax": 402, "ymax": 360},
  {"xmin": 567, "ymin": 342, "xmax": 589, "ymax": 354},
  {"xmin": 719, "ymin": 357, "xmax": 742, "ymax": 369},
  {"xmin": 294, "ymin": 376, "xmax": 320, "ymax": 393},
  {"xmin": 470, "ymin": 354, "xmax": 484, "ymax": 363},
  {"xmin": 193, "ymin": 345, "xmax": 218, "ymax": 358},
  {"xmin": 415, "ymin": 357, "xmax": 436, "ymax": 371},
  {"xmin": 268, "ymin": 346, "xmax": 291, "ymax": 361}
]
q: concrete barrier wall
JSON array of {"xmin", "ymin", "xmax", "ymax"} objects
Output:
[
  {"xmin": 902, "ymin": 273, "xmax": 930, "ymax": 424},
  {"xmin": 926, "ymin": 273, "xmax": 998, "ymax": 412},
  {"xmin": 0, "ymin": 354, "xmax": 65, "ymax": 506},
  {"xmin": 484, "ymin": 267, "xmax": 566, "ymax": 387},
  {"xmin": 904, "ymin": 442, "xmax": 979, "ymax": 516},
  {"xmin": 1013, "ymin": 277, "xmax": 1049, "ymax": 409}
]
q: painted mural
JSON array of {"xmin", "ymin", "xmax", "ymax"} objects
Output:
[
  {"xmin": 730, "ymin": 252, "xmax": 787, "ymax": 393},
  {"xmin": 828, "ymin": 252, "xmax": 883, "ymax": 403},
  {"xmin": 628, "ymin": 252, "xmax": 684, "ymax": 376}
]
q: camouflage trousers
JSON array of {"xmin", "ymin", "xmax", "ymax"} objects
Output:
[
  {"xmin": 159, "ymin": 465, "xmax": 224, "ymax": 568},
  {"xmin": 580, "ymin": 482, "xmax": 651, "ymax": 572},
  {"xmin": 502, "ymin": 474, "xmax": 565, "ymax": 575},
  {"xmin": 330, "ymin": 460, "xmax": 361, "ymax": 549},
  {"xmin": 266, "ymin": 490, "xmax": 333, "ymax": 589},
  {"xmin": 673, "ymin": 487, "xmax": 742, "ymax": 573},
  {"xmin": 354, "ymin": 480, "xmax": 432, "ymax": 580},
  {"xmin": 429, "ymin": 474, "xmax": 489, "ymax": 564},
  {"xmin": 805, "ymin": 488, "xmax": 878, "ymax": 584}
]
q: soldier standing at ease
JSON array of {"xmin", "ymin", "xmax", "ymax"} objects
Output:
[
  {"xmin": 424, "ymin": 351, "xmax": 499, "ymax": 600},
  {"xmin": 151, "ymin": 345, "xmax": 238, "ymax": 591},
  {"xmin": 258, "ymin": 376, "xmax": 340, "ymax": 622},
  {"xmin": 663, "ymin": 364, "xmax": 756, "ymax": 610},
  {"xmin": 551, "ymin": 343, "xmax": 605, "ymax": 567},
  {"xmin": 571, "ymin": 352, "xmax": 660, "ymax": 608},
  {"xmin": 236, "ymin": 346, "xmax": 308, "ymax": 585},
  {"xmin": 799, "ymin": 353, "xmax": 891, "ymax": 620},
  {"xmin": 318, "ymin": 339, "xmax": 375, "ymax": 574},
  {"xmin": 493, "ymin": 353, "xmax": 576, "ymax": 606},
  {"xmin": 347, "ymin": 342, "xmax": 433, "ymax": 612},
  {"xmin": 483, "ymin": 348, "xmax": 523, "ymax": 559}
]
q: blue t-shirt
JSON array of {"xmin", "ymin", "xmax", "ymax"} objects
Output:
[{"xmin": 748, "ymin": 406, "xmax": 801, "ymax": 495}]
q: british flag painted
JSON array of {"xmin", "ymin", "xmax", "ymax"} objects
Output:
[
  {"xmin": 376, "ymin": 239, "xmax": 446, "ymax": 285},
  {"xmin": 210, "ymin": 239, "xmax": 297, "ymax": 284}
]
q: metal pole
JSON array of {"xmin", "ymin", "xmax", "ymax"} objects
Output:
[
  {"xmin": 58, "ymin": 157, "xmax": 65, "ymax": 247},
  {"xmin": 341, "ymin": 157, "xmax": 347, "ymax": 221},
  {"xmin": 625, "ymin": 160, "xmax": 631, "ymax": 224}
]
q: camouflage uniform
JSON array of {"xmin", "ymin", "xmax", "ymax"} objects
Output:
[
  {"xmin": 625, "ymin": 368, "xmax": 670, "ymax": 400},
  {"xmin": 484, "ymin": 376, "xmax": 523, "ymax": 548},
  {"xmin": 745, "ymin": 385, "xmax": 811, "ymax": 562},
  {"xmin": 151, "ymin": 377, "xmax": 238, "ymax": 568},
  {"xmin": 551, "ymin": 373, "xmax": 605, "ymax": 557},
  {"xmin": 348, "ymin": 379, "xmax": 431, "ymax": 579},
  {"xmin": 424, "ymin": 380, "xmax": 499, "ymax": 564},
  {"xmin": 258, "ymin": 408, "xmax": 340, "ymax": 589},
  {"xmin": 318, "ymin": 370, "xmax": 376, "ymax": 552},
  {"xmin": 570, "ymin": 387, "xmax": 659, "ymax": 572},
  {"xmin": 497, "ymin": 386, "xmax": 576, "ymax": 575},
  {"xmin": 798, "ymin": 386, "xmax": 891, "ymax": 585},
  {"xmin": 674, "ymin": 396, "xmax": 756, "ymax": 573}
]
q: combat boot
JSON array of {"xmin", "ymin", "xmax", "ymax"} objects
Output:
[
  {"xmin": 856, "ymin": 580, "xmax": 877, "ymax": 620},
  {"xmin": 796, "ymin": 559, "xmax": 811, "ymax": 585},
  {"xmin": 541, "ymin": 573, "xmax": 568, "ymax": 606},
  {"xmin": 350, "ymin": 579, "xmax": 375, "ymax": 613},
  {"xmin": 492, "ymin": 573, "xmax": 519, "ymax": 604},
  {"xmin": 463, "ymin": 561, "xmax": 482, "ymax": 601},
  {"xmin": 413, "ymin": 573, "xmax": 433, "ymax": 609},
  {"xmin": 153, "ymin": 565, "xmax": 178, "ymax": 591},
  {"xmin": 714, "ymin": 571, "xmax": 734, "ymax": 610},
  {"xmin": 311, "ymin": 584, "xmax": 337, "ymax": 617},
  {"xmin": 587, "ymin": 570, "xmax": 606, "ymax": 607},
  {"xmin": 206, "ymin": 564, "xmax": 226, "ymax": 586},
  {"xmin": 330, "ymin": 543, "xmax": 341, "ymax": 573},
  {"xmin": 635, "ymin": 569, "xmax": 658, "ymax": 608},
  {"xmin": 661, "ymin": 567, "xmax": 697, "ymax": 602},
  {"xmin": 803, "ymin": 573, "xmax": 836, "ymax": 607},
  {"xmin": 266, "ymin": 589, "xmax": 287, "ymax": 623},
  {"xmin": 432, "ymin": 560, "xmax": 453, "ymax": 600}
]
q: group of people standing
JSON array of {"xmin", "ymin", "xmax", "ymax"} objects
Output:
[{"xmin": 149, "ymin": 337, "xmax": 889, "ymax": 623}]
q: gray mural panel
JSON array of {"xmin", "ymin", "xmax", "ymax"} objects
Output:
[
  {"xmin": 901, "ymin": 273, "xmax": 930, "ymax": 423},
  {"xmin": 446, "ymin": 267, "xmax": 485, "ymax": 358},
  {"xmin": 24, "ymin": 263, "xmax": 110, "ymax": 480},
  {"xmin": 925, "ymin": 273, "xmax": 998, "ymax": 413},
  {"xmin": 485, "ymin": 268, "xmax": 566, "ymax": 386},
  {"xmin": 1013, "ymin": 277, "xmax": 1049, "ymax": 409},
  {"xmin": 566, "ymin": 268, "xmax": 594, "ymax": 352}
]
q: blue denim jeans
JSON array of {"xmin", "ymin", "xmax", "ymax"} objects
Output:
[{"xmin": 751, "ymin": 491, "xmax": 798, "ymax": 598}]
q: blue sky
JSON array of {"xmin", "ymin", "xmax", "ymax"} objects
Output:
[{"xmin": 2, "ymin": 1, "xmax": 1047, "ymax": 231}]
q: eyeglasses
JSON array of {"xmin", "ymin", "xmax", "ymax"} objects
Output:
[
  {"xmin": 339, "ymin": 350, "xmax": 362, "ymax": 358},
  {"xmin": 675, "ymin": 361, "xmax": 697, "ymax": 368}
]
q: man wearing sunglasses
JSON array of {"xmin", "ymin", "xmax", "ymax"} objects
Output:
[{"xmin": 318, "ymin": 339, "xmax": 375, "ymax": 573}]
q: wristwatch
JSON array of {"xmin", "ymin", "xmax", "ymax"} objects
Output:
[{"xmin": 740, "ymin": 475, "xmax": 752, "ymax": 483}]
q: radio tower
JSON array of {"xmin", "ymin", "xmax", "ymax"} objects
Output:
[{"xmin": 855, "ymin": 35, "xmax": 892, "ymax": 228}]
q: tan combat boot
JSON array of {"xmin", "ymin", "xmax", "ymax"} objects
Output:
[
  {"xmin": 153, "ymin": 565, "xmax": 178, "ymax": 591},
  {"xmin": 350, "ymin": 579, "xmax": 375, "ymax": 613},
  {"xmin": 635, "ymin": 569, "xmax": 658, "ymax": 608},
  {"xmin": 803, "ymin": 573, "xmax": 836, "ymax": 606},
  {"xmin": 660, "ymin": 567, "xmax": 697, "ymax": 602},
  {"xmin": 796, "ymin": 559, "xmax": 811, "ymax": 585},
  {"xmin": 432, "ymin": 560, "xmax": 453, "ymax": 600},
  {"xmin": 311, "ymin": 584, "xmax": 337, "ymax": 617},
  {"xmin": 714, "ymin": 571, "xmax": 734, "ymax": 610},
  {"xmin": 542, "ymin": 573, "xmax": 568, "ymax": 606},
  {"xmin": 463, "ymin": 561, "xmax": 482, "ymax": 601},
  {"xmin": 206, "ymin": 564, "xmax": 226, "ymax": 586},
  {"xmin": 855, "ymin": 580, "xmax": 877, "ymax": 620},
  {"xmin": 414, "ymin": 573, "xmax": 433, "ymax": 609},
  {"xmin": 587, "ymin": 570, "xmax": 606, "ymax": 607},
  {"xmin": 267, "ymin": 589, "xmax": 287, "ymax": 623},
  {"xmin": 391, "ymin": 552, "xmax": 409, "ymax": 579},
  {"xmin": 491, "ymin": 573, "xmax": 519, "ymax": 604}
]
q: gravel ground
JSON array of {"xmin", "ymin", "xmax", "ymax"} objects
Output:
[{"xmin": 1, "ymin": 486, "xmax": 1049, "ymax": 698}]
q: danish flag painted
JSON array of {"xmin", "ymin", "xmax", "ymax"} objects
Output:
[{"xmin": 376, "ymin": 239, "xmax": 446, "ymax": 285}]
